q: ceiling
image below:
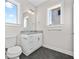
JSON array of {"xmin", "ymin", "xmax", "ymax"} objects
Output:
[{"xmin": 27, "ymin": 0, "xmax": 48, "ymax": 6}]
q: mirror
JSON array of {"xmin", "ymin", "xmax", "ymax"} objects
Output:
[{"xmin": 23, "ymin": 10, "xmax": 35, "ymax": 31}]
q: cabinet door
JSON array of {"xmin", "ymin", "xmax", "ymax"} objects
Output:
[
  {"xmin": 21, "ymin": 35, "xmax": 34, "ymax": 52},
  {"xmin": 33, "ymin": 34, "xmax": 42, "ymax": 47},
  {"xmin": 37, "ymin": 33, "xmax": 42, "ymax": 46}
]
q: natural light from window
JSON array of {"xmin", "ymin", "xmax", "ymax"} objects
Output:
[
  {"xmin": 5, "ymin": 1, "xmax": 18, "ymax": 24},
  {"xmin": 47, "ymin": 4, "xmax": 62, "ymax": 27}
]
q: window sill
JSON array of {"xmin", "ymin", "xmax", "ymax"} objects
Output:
[
  {"xmin": 5, "ymin": 23, "xmax": 21, "ymax": 27},
  {"xmin": 47, "ymin": 24, "xmax": 63, "ymax": 31},
  {"xmin": 47, "ymin": 24, "xmax": 63, "ymax": 28}
]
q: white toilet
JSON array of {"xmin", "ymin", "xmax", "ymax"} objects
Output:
[{"xmin": 5, "ymin": 35, "xmax": 22, "ymax": 59}]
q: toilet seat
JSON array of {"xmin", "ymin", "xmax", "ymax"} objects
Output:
[{"xmin": 7, "ymin": 46, "xmax": 22, "ymax": 58}]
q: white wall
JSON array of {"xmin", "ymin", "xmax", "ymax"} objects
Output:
[{"xmin": 36, "ymin": 0, "xmax": 73, "ymax": 56}]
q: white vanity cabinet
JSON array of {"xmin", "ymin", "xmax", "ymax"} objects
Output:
[{"xmin": 21, "ymin": 33, "xmax": 42, "ymax": 56}]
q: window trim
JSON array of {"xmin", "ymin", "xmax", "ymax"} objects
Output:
[
  {"xmin": 47, "ymin": 4, "xmax": 63, "ymax": 27},
  {"xmin": 5, "ymin": 0, "xmax": 21, "ymax": 26}
]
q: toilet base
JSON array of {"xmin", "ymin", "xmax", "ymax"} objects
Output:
[{"xmin": 9, "ymin": 57, "xmax": 19, "ymax": 59}]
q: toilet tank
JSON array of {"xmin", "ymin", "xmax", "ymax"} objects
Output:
[{"xmin": 5, "ymin": 34, "xmax": 17, "ymax": 48}]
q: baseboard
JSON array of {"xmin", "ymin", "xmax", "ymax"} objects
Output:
[{"xmin": 43, "ymin": 44, "xmax": 73, "ymax": 56}]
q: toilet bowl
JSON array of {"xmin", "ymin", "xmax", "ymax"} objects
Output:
[
  {"xmin": 7, "ymin": 46, "xmax": 22, "ymax": 59},
  {"xmin": 5, "ymin": 35, "xmax": 22, "ymax": 59}
]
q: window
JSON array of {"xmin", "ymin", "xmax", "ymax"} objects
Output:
[
  {"xmin": 47, "ymin": 4, "xmax": 62, "ymax": 27},
  {"xmin": 24, "ymin": 16, "xmax": 29, "ymax": 28},
  {"xmin": 5, "ymin": 0, "xmax": 20, "ymax": 25}
]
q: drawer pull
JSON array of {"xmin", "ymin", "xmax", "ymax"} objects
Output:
[
  {"xmin": 23, "ymin": 38, "xmax": 27, "ymax": 40},
  {"xmin": 38, "ymin": 37, "xmax": 40, "ymax": 40}
]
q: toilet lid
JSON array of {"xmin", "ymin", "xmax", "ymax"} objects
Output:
[{"xmin": 7, "ymin": 46, "xmax": 22, "ymax": 54}]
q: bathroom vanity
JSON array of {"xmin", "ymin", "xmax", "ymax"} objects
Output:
[{"xmin": 21, "ymin": 31, "xmax": 43, "ymax": 56}]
